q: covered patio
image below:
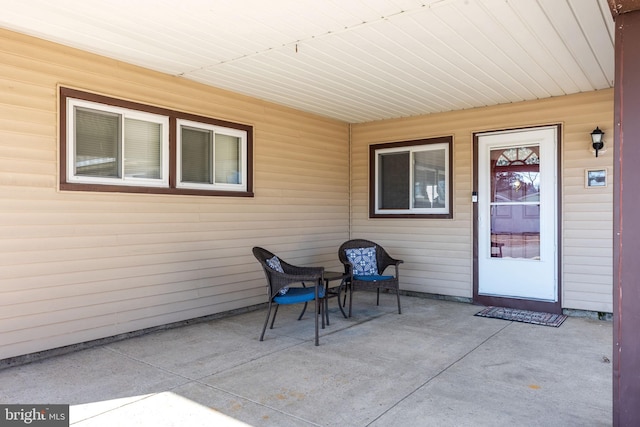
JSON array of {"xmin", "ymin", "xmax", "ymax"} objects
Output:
[
  {"xmin": 3, "ymin": 0, "xmax": 640, "ymax": 424},
  {"xmin": 0, "ymin": 294, "xmax": 612, "ymax": 426}
]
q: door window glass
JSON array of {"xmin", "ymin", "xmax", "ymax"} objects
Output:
[{"xmin": 490, "ymin": 146, "xmax": 540, "ymax": 259}]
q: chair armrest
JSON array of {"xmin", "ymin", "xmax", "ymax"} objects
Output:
[
  {"xmin": 267, "ymin": 268, "xmax": 324, "ymax": 297},
  {"xmin": 285, "ymin": 265, "xmax": 324, "ymax": 276},
  {"xmin": 270, "ymin": 266, "xmax": 324, "ymax": 284},
  {"xmin": 379, "ymin": 254, "xmax": 403, "ymax": 272}
]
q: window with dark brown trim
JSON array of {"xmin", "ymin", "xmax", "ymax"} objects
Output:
[
  {"xmin": 370, "ymin": 136, "xmax": 453, "ymax": 218},
  {"xmin": 60, "ymin": 87, "xmax": 253, "ymax": 197}
]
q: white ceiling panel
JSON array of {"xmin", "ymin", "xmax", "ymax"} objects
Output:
[{"xmin": 0, "ymin": 0, "xmax": 615, "ymax": 123}]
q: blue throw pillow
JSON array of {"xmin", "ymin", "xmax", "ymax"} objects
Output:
[
  {"xmin": 266, "ymin": 256, "xmax": 289, "ymax": 295},
  {"xmin": 345, "ymin": 247, "xmax": 378, "ymax": 276}
]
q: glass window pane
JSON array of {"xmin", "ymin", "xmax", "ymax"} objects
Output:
[
  {"xmin": 74, "ymin": 107, "xmax": 120, "ymax": 177},
  {"xmin": 491, "ymin": 206, "xmax": 540, "ymax": 259},
  {"xmin": 379, "ymin": 151, "xmax": 409, "ymax": 209},
  {"xmin": 413, "ymin": 149, "xmax": 446, "ymax": 209},
  {"xmin": 124, "ymin": 118, "xmax": 161, "ymax": 179},
  {"xmin": 371, "ymin": 137, "xmax": 452, "ymax": 217},
  {"xmin": 490, "ymin": 146, "xmax": 540, "ymax": 203},
  {"xmin": 214, "ymin": 133, "xmax": 241, "ymax": 184},
  {"xmin": 489, "ymin": 145, "xmax": 541, "ymax": 259},
  {"xmin": 181, "ymin": 126, "xmax": 212, "ymax": 183},
  {"xmin": 65, "ymin": 90, "xmax": 252, "ymax": 194}
]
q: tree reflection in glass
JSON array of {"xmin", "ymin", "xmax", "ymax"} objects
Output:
[{"xmin": 490, "ymin": 146, "xmax": 541, "ymax": 260}]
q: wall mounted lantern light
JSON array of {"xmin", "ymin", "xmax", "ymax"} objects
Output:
[{"xmin": 591, "ymin": 126, "xmax": 605, "ymax": 157}]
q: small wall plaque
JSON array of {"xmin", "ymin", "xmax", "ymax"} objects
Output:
[{"xmin": 585, "ymin": 168, "xmax": 607, "ymax": 188}]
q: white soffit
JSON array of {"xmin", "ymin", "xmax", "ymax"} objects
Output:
[{"xmin": 0, "ymin": 0, "xmax": 614, "ymax": 123}]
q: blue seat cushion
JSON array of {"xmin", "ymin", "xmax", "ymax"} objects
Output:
[
  {"xmin": 353, "ymin": 275, "xmax": 394, "ymax": 282},
  {"xmin": 273, "ymin": 286, "xmax": 325, "ymax": 304}
]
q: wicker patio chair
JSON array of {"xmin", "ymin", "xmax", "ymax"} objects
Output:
[
  {"xmin": 252, "ymin": 247, "xmax": 325, "ymax": 346},
  {"xmin": 338, "ymin": 239, "xmax": 403, "ymax": 317}
]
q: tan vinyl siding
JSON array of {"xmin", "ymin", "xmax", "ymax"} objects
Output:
[
  {"xmin": 352, "ymin": 90, "xmax": 614, "ymax": 312},
  {"xmin": 0, "ymin": 25, "xmax": 614, "ymax": 360},
  {"xmin": 0, "ymin": 28, "xmax": 349, "ymax": 359}
]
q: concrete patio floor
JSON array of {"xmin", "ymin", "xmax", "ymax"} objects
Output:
[{"xmin": 0, "ymin": 293, "xmax": 612, "ymax": 426}]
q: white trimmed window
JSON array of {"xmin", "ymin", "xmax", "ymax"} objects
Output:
[
  {"xmin": 67, "ymin": 99, "xmax": 169, "ymax": 187},
  {"xmin": 177, "ymin": 119, "xmax": 247, "ymax": 192},
  {"xmin": 370, "ymin": 137, "xmax": 453, "ymax": 218},
  {"xmin": 60, "ymin": 88, "xmax": 254, "ymax": 197}
]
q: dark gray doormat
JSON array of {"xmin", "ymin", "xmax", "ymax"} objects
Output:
[{"xmin": 475, "ymin": 306, "xmax": 567, "ymax": 327}]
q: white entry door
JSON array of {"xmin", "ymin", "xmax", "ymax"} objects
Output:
[{"xmin": 477, "ymin": 127, "xmax": 558, "ymax": 301}]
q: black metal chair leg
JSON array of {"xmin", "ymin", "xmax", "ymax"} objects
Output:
[
  {"xmin": 348, "ymin": 287, "xmax": 354, "ymax": 317},
  {"xmin": 376, "ymin": 288, "xmax": 380, "ymax": 306},
  {"xmin": 314, "ymin": 281, "xmax": 323, "ymax": 346},
  {"xmin": 260, "ymin": 303, "xmax": 273, "ymax": 341},
  {"xmin": 336, "ymin": 279, "xmax": 348, "ymax": 318},
  {"xmin": 297, "ymin": 302, "xmax": 308, "ymax": 320},
  {"xmin": 397, "ymin": 288, "xmax": 402, "ymax": 314},
  {"xmin": 321, "ymin": 289, "xmax": 325, "ymax": 329},
  {"xmin": 342, "ymin": 281, "xmax": 350, "ymax": 307},
  {"xmin": 270, "ymin": 304, "xmax": 280, "ymax": 329},
  {"xmin": 325, "ymin": 293, "xmax": 330, "ymax": 325}
]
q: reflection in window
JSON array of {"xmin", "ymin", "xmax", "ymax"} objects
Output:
[
  {"xmin": 72, "ymin": 105, "xmax": 165, "ymax": 183},
  {"xmin": 74, "ymin": 107, "xmax": 120, "ymax": 178},
  {"xmin": 491, "ymin": 146, "xmax": 540, "ymax": 203},
  {"xmin": 61, "ymin": 87, "xmax": 253, "ymax": 196},
  {"xmin": 490, "ymin": 145, "xmax": 540, "ymax": 260},
  {"xmin": 414, "ymin": 149, "xmax": 446, "ymax": 209},
  {"xmin": 371, "ymin": 137, "xmax": 452, "ymax": 218},
  {"xmin": 177, "ymin": 120, "xmax": 246, "ymax": 190}
]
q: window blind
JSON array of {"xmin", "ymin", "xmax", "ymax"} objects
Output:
[
  {"xmin": 181, "ymin": 126, "xmax": 212, "ymax": 183},
  {"xmin": 74, "ymin": 107, "xmax": 120, "ymax": 177},
  {"xmin": 124, "ymin": 118, "xmax": 161, "ymax": 179}
]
